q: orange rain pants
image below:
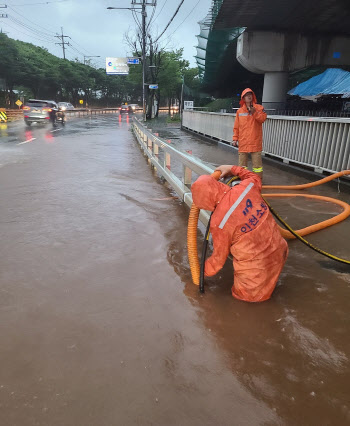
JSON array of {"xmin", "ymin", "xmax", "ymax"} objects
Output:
[
  {"xmin": 191, "ymin": 166, "xmax": 288, "ymax": 302},
  {"xmin": 233, "ymin": 88, "xmax": 267, "ymax": 153}
]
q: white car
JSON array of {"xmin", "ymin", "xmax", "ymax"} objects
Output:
[
  {"xmin": 58, "ymin": 102, "xmax": 75, "ymax": 111},
  {"xmin": 129, "ymin": 104, "xmax": 140, "ymax": 111}
]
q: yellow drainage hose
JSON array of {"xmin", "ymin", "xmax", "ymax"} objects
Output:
[
  {"xmin": 188, "ymin": 170, "xmax": 350, "ymax": 285},
  {"xmin": 187, "ymin": 170, "xmax": 221, "ymax": 285}
]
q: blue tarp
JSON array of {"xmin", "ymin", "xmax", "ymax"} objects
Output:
[{"xmin": 289, "ymin": 68, "xmax": 350, "ymax": 98}]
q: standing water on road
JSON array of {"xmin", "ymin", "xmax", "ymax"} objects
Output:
[{"xmin": 0, "ymin": 114, "xmax": 350, "ymax": 425}]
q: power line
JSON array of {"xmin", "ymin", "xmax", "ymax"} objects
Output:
[
  {"xmin": 9, "ymin": 5, "xmax": 95, "ymax": 56},
  {"xmin": 1, "ymin": 20, "xmax": 56, "ymax": 43},
  {"xmin": 8, "ymin": 5, "xmax": 58, "ymax": 35},
  {"xmin": 67, "ymin": 43, "xmax": 84, "ymax": 57},
  {"xmin": 154, "ymin": 0, "xmax": 185, "ymax": 43},
  {"xmin": 11, "ymin": 0, "xmax": 69, "ymax": 6},
  {"xmin": 146, "ymin": 0, "xmax": 157, "ymax": 30},
  {"xmin": 8, "ymin": 16, "xmax": 56, "ymax": 40},
  {"xmin": 69, "ymin": 39, "xmax": 93, "ymax": 55},
  {"xmin": 131, "ymin": 8, "xmax": 143, "ymax": 34},
  {"xmin": 152, "ymin": 0, "xmax": 168, "ymax": 24},
  {"xmin": 161, "ymin": 0, "xmax": 200, "ymax": 45}
]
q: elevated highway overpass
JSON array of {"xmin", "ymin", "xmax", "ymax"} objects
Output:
[{"xmin": 196, "ymin": 0, "xmax": 350, "ymax": 104}]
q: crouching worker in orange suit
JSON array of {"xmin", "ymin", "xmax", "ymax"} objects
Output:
[{"xmin": 191, "ymin": 165, "xmax": 289, "ymax": 302}]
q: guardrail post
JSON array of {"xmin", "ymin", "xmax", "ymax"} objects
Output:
[
  {"xmin": 165, "ymin": 152, "xmax": 171, "ymax": 170},
  {"xmin": 183, "ymin": 165, "xmax": 192, "ymax": 186},
  {"xmin": 153, "ymin": 143, "xmax": 159, "ymax": 159},
  {"xmin": 147, "ymin": 136, "xmax": 152, "ymax": 152}
]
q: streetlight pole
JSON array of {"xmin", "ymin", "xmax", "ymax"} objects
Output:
[
  {"xmin": 180, "ymin": 75, "xmax": 184, "ymax": 123},
  {"xmin": 142, "ymin": 0, "xmax": 146, "ymax": 121},
  {"xmin": 107, "ymin": 1, "xmax": 156, "ymax": 121}
]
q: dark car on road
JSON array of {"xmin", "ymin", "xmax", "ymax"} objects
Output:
[
  {"xmin": 23, "ymin": 99, "xmax": 58, "ymax": 126},
  {"xmin": 119, "ymin": 105, "xmax": 133, "ymax": 115}
]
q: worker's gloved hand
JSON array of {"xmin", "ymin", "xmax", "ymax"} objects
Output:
[
  {"xmin": 248, "ymin": 106, "xmax": 256, "ymax": 114},
  {"xmin": 215, "ymin": 164, "xmax": 234, "ymax": 179},
  {"xmin": 232, "ymin": 140, "xmax": 238, "ymax": 147}
]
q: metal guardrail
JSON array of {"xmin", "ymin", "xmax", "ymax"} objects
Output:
[
  {"xmin": 0, "ymin": 107, "xmax": 121, "ymax": 123},
  {"xmin": 182, "ymin": 110, "xmax": 350, "ymax": 175},
  {"xmin": 263, "ymin": 116, "xmax": 350, "ymax": 173},
  {"xmin": 132, "ymin": 117, "xmax": 212, "ymax": 224},
  {"xmin": 65, "ymin": 108, "xmax": 120, "ymax": 117}
]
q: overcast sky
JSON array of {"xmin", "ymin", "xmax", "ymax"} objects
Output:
[{"xmin": 2, "ymin": 0, "xmax": 212, "ymax": 68}]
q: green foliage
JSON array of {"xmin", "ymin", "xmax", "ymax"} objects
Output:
[
  {"xmin": 0, "ymin": 33, "xmax": 142, "ymax": 107},
  {"xmin": 0, "ymin": 34, "xmax": 203, "ymax": 111},
  {"xmin": 166, "ymin": 113, "xmax": 181, "ymax": 122},
  {"xmin": 204, "ymin": 98, "xmax": 234, "ymax": 112},
  {"xmin": 158, "ymin": 49, "xmax": 188, "ymax": 100}
]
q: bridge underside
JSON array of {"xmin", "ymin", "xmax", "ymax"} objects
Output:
[
  {"xmin": 196, "ymin": 0, "xmax": 350, "ymax": 97},
  {"xmin": 213, "ymin": 0, "xmax": 350, "ymax": 36},
  {"xmin": 196, "ymin": 25, "xmax": 263, "ymax": 97}
]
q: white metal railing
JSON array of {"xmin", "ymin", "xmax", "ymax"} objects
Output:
[
  {"xmin": 65, "ymin": 108, "xmax": 120, "ymax": 117},
  {"xmin": 182, "ymin": 110, "xmax": 350, "ymax": 174},
  {"xmin": 132, "ymin": 118, "xmax": 212, "ymax": 224}
]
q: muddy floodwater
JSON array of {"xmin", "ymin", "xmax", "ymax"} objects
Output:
[{"xmin": 0, "ymin": 115, "xmax": 350, "ymax": 425}]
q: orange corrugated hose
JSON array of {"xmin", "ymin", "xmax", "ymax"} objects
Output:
[
  {"xmin": 187, "ymin": 170, "xmax": 350, "ymax": 285},
  {"xmin": 263, "ymin": 170, "xmax": 350, "ymax": 190},
  {"xmin": 263, "ymin": 193, "xmax": 350, "ymax": 239},
  {"xmin": 187, "ymin": 170, "xmax": 221, "ymax": 285}
]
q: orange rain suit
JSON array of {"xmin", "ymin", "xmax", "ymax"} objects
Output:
[
  {"xmin": 233, "ymin": 88, "xmax": 267, "ymax": 152},
  {"xmin": 191, "ymin": 166, "xmax": 288, "ymax": 302}
]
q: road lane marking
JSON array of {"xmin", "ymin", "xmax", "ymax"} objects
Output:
[
  {"xmin": 17, "ymin": 138, "xmax": 36, "ymax": 145},
  {"xmin": 50, "ymin": 128, "xmax": 62, "ymax": 133}
]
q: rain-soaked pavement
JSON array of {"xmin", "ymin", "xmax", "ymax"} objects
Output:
[{"xmin": 0, "ymin": 113, "xmax": 350, "ymax": 425}]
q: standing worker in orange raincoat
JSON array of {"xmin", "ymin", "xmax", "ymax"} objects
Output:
[
  {"xmin": 191, "ymin": 165, "xmax": 288, "ymax": 302},
  {"xmin": 232, "ymin": 88, "xmax": 267, "ymax": 180}
]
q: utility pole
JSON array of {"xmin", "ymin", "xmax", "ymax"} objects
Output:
[
  {"xmin": 107, "ymin": 1, "xmax": 156, "ymax": 121},
  {"xmin": 180, "ymin": 75, "xmax": 184, "ymax": 122},
  {"xmin": 0, "ymin": 3, "xmax": 8, "ymax": 19},
  {"xmin": 142, "ymin": 0, "xmax": 146, "ymax": 121},
  {"xmin": 55, "ymin": 27, "xmax": 70, "ymax": 60},
  {"xmin": 132, "ymin": 0, "xmax": 148, "ymax": 121}
]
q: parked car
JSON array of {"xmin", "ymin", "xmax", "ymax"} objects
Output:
[
  {"xmin": 58, "ymin": 102, "xmax": 75, "ymax": 111},
  {"xmin": 23, "ymin": 99, "xmax": 58, "ymax": 126},
  {"xmin": 119, "ymin": 105, "xmax": 133, "ymax": 114}
]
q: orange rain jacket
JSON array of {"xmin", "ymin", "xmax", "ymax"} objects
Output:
[
  {"xmin": 191, "ymin": 166, "xmax": 288, "ymax": 302},
  {"xmin": 233, "ymin": 88, "xmax": 267, "ymax": 153}
]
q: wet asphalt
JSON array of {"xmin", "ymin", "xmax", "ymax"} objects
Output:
[{"xmin": 0, "ymin": 113, "xmax": 350, "ymax": 425}]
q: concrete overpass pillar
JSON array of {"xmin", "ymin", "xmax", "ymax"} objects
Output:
[
  {"xmin": 262, "ymin": 72, "xmax": 288, "ymax": 110},
  {"xmin": 236, "ymin": 31, "xmax": 350, "ymax": 108}
]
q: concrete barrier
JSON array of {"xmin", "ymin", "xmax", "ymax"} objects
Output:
[{"xmin": 1, "ymin": 109, "xmax": 23, "ymax": 122}]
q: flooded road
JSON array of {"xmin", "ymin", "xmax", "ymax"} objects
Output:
[{"xmin": 1, "ymin": 115, "xmax": 350, "ymax": 425}]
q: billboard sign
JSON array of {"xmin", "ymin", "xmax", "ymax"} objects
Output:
[
  {"xmin": 184, "ymin": 101, "xmax": 194, "ymax": 110},
  {"xmin": 149, "ymin": 84, "xmax": 158, "ymax": 89},
  {"xmin": 106, "ymin": 57, "xmax": 129, "ymax": 75}
]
